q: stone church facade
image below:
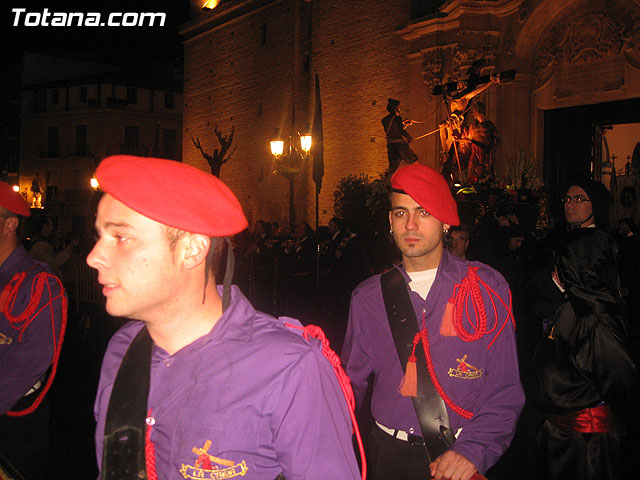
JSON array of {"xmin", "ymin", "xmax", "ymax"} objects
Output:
[{"xmin": 180, "ymin": 0, "xmax": 640, "ymax": 227}]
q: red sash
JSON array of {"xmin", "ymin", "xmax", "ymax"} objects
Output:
[{"xmin": 547, "ymin": 405, "xmax": 618, "ymax": 433}]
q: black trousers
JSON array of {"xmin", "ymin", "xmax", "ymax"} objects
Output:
[
  {"xmin": 0, "ymin": 396, "xmax": 50, "ymax": 480},
  {"xmin": 367, "ymin": 424, "xmax": 430, "ymax": 480}
]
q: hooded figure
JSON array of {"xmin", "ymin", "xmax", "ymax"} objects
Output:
[
  {"xmin": 533, "ymin": 228, "xmax": 638, "ymax": 480},
  {"xmin": 565, "ymin": 179, "xmax": 613, "ymax": 230}
]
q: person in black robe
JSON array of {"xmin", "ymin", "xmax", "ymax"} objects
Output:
[{"xmin": 532, "ymin": 228, "xmax": 639, "ymax": 480}]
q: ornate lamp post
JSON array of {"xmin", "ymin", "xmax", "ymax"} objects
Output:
[{"xmin": 269, "ymin": 128, "xmax": 311, "ymax": 227}]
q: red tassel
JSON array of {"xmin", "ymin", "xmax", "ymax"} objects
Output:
[
  {"xmin": 399, "ymin": 354, "xmax": 418, "ymax": 397},
  {"xmin": 439, "ymin": 300, "xmax": 457, "ymax": 336}
]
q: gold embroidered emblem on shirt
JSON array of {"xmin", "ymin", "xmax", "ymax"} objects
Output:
[
  {"xmin": 447, "ymin": 354, "xmax": 483, "ymax": 379},
  {"xmin": 180, "ymin": 440, "xmax": 248, "ymax": 479},
  {"xmin": 0, "ymin": 332, "xmax": 12, "ymax": 345}
]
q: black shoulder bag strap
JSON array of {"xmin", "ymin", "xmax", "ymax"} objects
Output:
[
  {"xmin": 380, "ymin": 268, "xmax": 455, "ymax": 463},
  {"xmin": 102, "ymin": 326, "xmax": 153, "ymax": 480}
]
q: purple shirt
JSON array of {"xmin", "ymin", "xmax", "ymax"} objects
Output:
[
  {"xmin": 342, "ymin": 250, "xmax": 524, "ymax": 473},
  {"xmin": 95, "ymin": 286, "xmax": 360, "ymax": 480},
  {"xmin": 0, "ymin": 245, "xmax": 65, "ymax": 414}
]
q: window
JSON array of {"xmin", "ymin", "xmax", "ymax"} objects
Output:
[
  {"xmin": 80, "ymin": 86, "xmax": 88, "ymax": 103},
  {"xmin": 123, "ymin": 126, "xmax": 139, "ymax": 154},
  {"xmin": 164, "ymin": 92, "xmax": 174, "ymax": 109},
  {"xmin": 48, "ymin": 127, "xmax": 59, "ymax": 157},
  {"xmin": 76, "ymin": 125, "xmax": 87, "ymax": 156},
  {"xmin": 51, "ymin": 89, "xmax": 59, "ymax": 106},
  {"xmin": 127, "ymin": 88, "xmax": 138, "ymax": 105}
]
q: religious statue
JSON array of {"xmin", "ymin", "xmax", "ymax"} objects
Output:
[
  {"xmin": 30, "ymin": 175, "xmax": 43, "ymax": 209},
  {"xmin": 434, "ymin": 62, "xmax": 514, "ymax": 187},
  {"xmin": 381, "ymin": 98, "xmax": 418, "ymax": 171}
]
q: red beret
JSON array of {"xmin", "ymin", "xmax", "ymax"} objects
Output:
[
  {"xmin": 96, "ymin": 155, "xmax": 248, "ymax": 237},
  {"xmin": 390, "ymin": 163, "xmax": 459, "ymax": 226},
  {"xmin": 0, "ymin": 181, "xmax": 30, "ymax": 217}
]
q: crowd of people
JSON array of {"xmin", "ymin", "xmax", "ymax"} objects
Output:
[
  {"xmin": 2, "ymin": 155, "xmax": 639, "ymax": 480},
  {"xmin": 228, "ymin": 215, "xmax": 388, "ymax": 349},
  {"xmin": 223, "ymin": 173, "xmax": 640, "ymax": 480}
]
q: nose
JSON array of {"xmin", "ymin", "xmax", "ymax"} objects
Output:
[
  {"xmin": 86, "ymin": 239, "xmax": 107, "ymax": 270},
  {"xmin": 405, "ymin": 212, "xmax": 419, "ymax": 231}
]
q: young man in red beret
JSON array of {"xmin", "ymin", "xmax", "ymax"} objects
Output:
[
  {"xmin": 0, "ymin": 182, "xmax": 67, "ymax": 479},
  {"xmin": 87, "ymin": 156, "xmax": 360, "ymax": 480},
  {"xmin": 342, "ymin": 163, "xmax": 524, "ymax": 480}
]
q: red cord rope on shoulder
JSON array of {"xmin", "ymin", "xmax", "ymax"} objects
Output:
[
  {"xmin": 4, "ymin": 270, "xmax": 67, "ymax": 417},
  {"xmin": 451, "ymin": 266, "xmax": 514, "ymax": 349},
  {"xmin": 145, "ymin": 409, "xmax": 159, "ymax": 480},
  {"xmin": 286, "ymin": 323, "xmax": 367, "ymax": 480}
]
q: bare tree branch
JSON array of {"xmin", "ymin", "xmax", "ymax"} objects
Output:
[{"xmin": 190, "ymin": 125, "xmax": 236, "ymax": 177}]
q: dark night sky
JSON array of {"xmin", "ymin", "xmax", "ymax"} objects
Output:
[{"xmin": 4, "ymin": 1, "xmax": 189, "ymax": 72}]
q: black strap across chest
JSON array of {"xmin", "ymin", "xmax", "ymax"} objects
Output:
[
  {"xmin": 102, "ymin": 326, "xmax": 153, "ymax": 480},
  {"xmin": 380, "ymin": 267, "xmax": 455, "ymax": 463},
  {"xmin": 101, "ymin": 326, "xmax": 288, "ymax": 480}
]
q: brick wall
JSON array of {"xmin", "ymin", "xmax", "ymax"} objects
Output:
[{"xmin": 182, "ymin": 0, "xmax": 412, "ymax": 228}]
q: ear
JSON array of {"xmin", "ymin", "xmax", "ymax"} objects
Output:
[
  {"xmin": 3, "ymin": 217, "xmax": 19, "ymax": 234},
  {"xmin": 179, "ymin": 234, "xmax": 210, "ymax": 271}
]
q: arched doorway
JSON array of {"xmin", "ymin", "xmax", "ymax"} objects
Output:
[{"xmin": 543, "ymin": 97, "xmax": 640, "ymax": 222}]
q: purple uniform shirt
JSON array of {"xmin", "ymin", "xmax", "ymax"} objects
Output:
[
  {"xmin": 0, "ymin": 245, "xmax": 65, "ymax": 414},
  {"xmin": 342, "ymin": 250, "xmax": 524, "ymax": 474},
  {"xmin": 95, "ymin": 286, "xmax": 360, "ymax": 480}
]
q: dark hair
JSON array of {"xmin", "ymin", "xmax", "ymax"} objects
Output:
[
  {"xmin": 209, "ymin": 236, "xmax": 227, "ymax": 282},
  {"xmin": 448, "ymin": 225, "xmax": 469, "ymax": 238},
  {"xmin": 386, "ymin": 98, "xmax": 400, "ymax": 113}
]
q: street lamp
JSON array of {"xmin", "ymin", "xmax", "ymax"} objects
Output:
[
  {"xmin": 300, "ymin": 132, "xmax": 312, "ymax": 155},
  {"xmin": 202, "ymin": 0, "xmax": 220, "ymax": 11},
  {"xmin": 270, "ymin": 130, "xmax": 285, "ymax": 157},
  {"xmin": 269, "ymin": 128, "xmax": 312, "ymax": 226}
]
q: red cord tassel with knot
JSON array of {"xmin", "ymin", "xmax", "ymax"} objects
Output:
[{"xmin": 398, "ymin": 332, "xmax": 421, "ymax": 397}]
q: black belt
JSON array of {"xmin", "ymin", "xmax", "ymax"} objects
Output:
[{"xmin": 376, "ymin": 421, "xmax": 425, "ymax": 446}]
